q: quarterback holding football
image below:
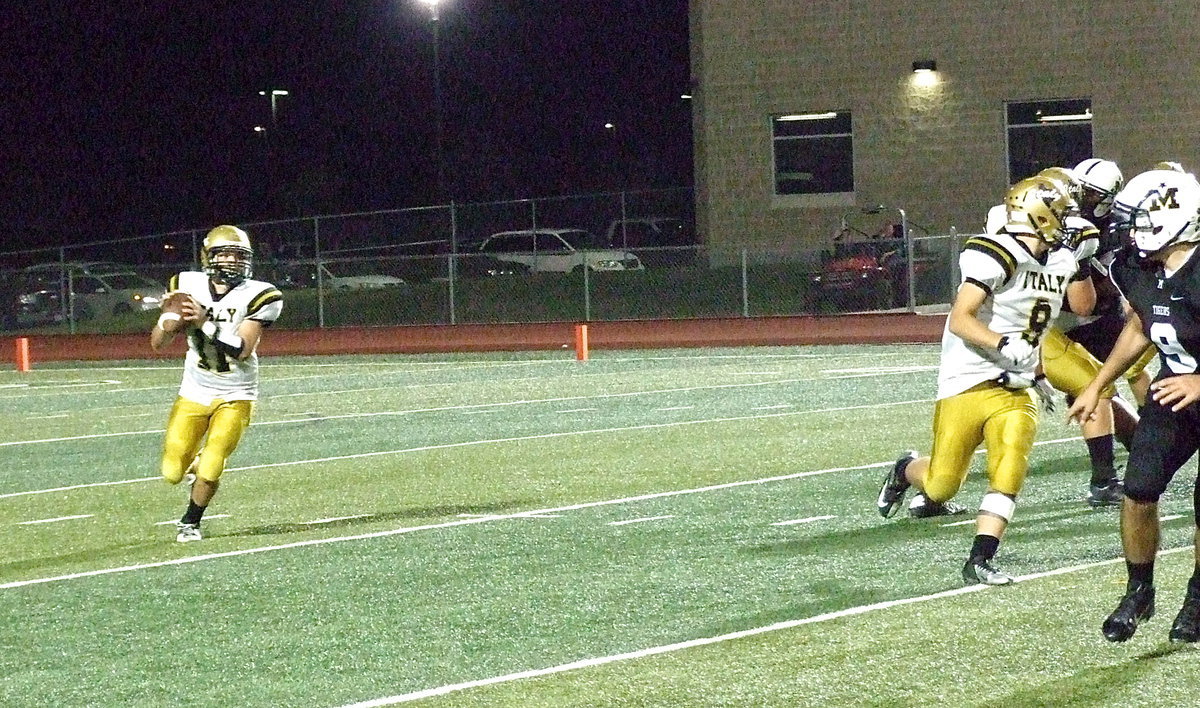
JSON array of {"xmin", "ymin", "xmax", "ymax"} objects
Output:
[{"xmin": 151, "ymin": 224, "xmax": 283, "ymax": 542}]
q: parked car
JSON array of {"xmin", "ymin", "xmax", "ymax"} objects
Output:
[
  {"xmin": 605, "ymin": 216, "xmax": 697, "ymax": 267},
  {"xmin": 19, "ymin": 262, "xmax": 165, "ymax": 320},
  {"xmin": 475, "ymin": 229, "xmax": 643, "ymax": 273},
  {"xmin": 318, "ymin": 264, "xmax": 405, "ymax": 290}
]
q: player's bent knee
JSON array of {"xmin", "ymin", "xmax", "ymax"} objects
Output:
[
  {"xmin": 1122, "ymin": 481, "xmax": 1162, "ymax": 505},
  {"xmin": 979, "ymin": 492, "xmax": 1016, "ymax": 521}
]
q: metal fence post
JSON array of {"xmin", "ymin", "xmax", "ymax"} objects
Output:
[
  {"xmin": 448, "ymin": 201, "xmax": 457, "ymax": 325},
  {"xmin": 583, "ymin": 261, "xmax": 591, "ymax": 321},
  {"xmin": 741, "ymin": 248, "xmax": 749, "ymax": 317},
  {"xmin": 314, "ymin": 217, "xmax": 325, "ymax": 329}
]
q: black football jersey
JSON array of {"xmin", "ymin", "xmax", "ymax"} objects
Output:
[{"xmin": 1111, "ymin": 246, "xmax": 1200, "ymax": 378}]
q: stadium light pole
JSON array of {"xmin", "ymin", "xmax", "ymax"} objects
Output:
[{"xmin": 418, "ymin": 0, "xmax": 447, "ymax": 203}]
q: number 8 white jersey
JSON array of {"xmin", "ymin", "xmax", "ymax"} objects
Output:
[
  {"xmin": 170, "ymin": 270, "xmax": 284, "ymax": 405},
  {"xmin": 937, "ymin": 233, "xmax": 1078, "ymax": 399}
]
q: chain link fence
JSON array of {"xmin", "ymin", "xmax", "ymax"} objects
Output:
[{"xmin": 1, "ymin": 188, "xmax": 962, "ymax": 333}]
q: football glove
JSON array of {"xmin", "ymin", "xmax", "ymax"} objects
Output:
[
  {"xmin": 998, "ymin": 371, "xmax": 1056, "ymax": 412},
  {"xmin": 996, "ymin": 335, "xmax": 1035, "ymax": 367},
  {"xmin": 1033, "ymin": 374, "xmax": 1056, "ymax": 412}
]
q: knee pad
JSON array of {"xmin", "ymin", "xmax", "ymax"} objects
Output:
[{"xmin": 979, "ymin": 492, "xmax": 1016, "ymax": 521}]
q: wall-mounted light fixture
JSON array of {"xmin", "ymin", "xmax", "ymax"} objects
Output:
[{"xmin": 912, "ymin": 60, "xmax": 937, "ymax": 73}]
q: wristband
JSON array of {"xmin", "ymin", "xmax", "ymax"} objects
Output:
[{"xmin": 157, "ymin": 312, "xmax": 182, "ymax": 328}]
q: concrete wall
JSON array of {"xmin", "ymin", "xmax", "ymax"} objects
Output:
[{"xmin": 690, "ymin": 0, "xmax": 1200, "ymax": 250}]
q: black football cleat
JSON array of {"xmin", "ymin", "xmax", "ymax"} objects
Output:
[
  {"xmin": 877, "ymin": 450, "xmax": 916, "ymax": 518},
  {"xmin": 1086, "ymin": 480, "xmax": 1124, "ymax": 508},
  {"xmin": 1102, "ymin": 583, "xmax": 1155, "ymax": 642},
  {"xmin": 1169, "ymin": 591, "xmax": 1200, "ymax": 643},
  {"xmin": 908, "ymin": 493, "xmax": 968, "ymax": 519},
  {"xmin": 962, "ymin": 557, "xmax": 1014, "ymax": 586}
]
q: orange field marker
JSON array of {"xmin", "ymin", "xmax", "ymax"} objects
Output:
[
  {"xmin": 573, "ymin": 324, "xmax": 589, "ymax": 362},
  {"xmin": 16, "ymin": 337, "xmax": 31, "ymax": 372}
]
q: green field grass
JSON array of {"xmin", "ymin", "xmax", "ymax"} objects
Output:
[{"xmin": 1, "ymin": 346, "xmax": 1195, "ymax": 707}]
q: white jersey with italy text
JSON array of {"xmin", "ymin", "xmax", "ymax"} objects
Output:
[
  {"xmin": 170, "ymin": 271, "xmax": 283, "ymax": 405},
  {"xmin": 936, "ymin": 232, "xmax": 1078, "ymax": 399}
]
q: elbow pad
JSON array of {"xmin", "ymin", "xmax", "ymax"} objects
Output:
[{"xmin": 200, "ymin": 320, "xmax": 245, "ymax": 358}]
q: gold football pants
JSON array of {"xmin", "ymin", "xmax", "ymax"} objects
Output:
[
  {"xmin": 1041, "ymin": 327, "xmax": 1117, "ymax": 399},
  {"xmin": 925, "ymin": 382, "xmax": 1038, "ymax": 501},
  {"xmin": 160, "ymin": 397, "xmax": 253, "ymax": 484}
]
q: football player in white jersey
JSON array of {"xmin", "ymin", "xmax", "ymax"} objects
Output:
[
  {"xmin": 877, "ymin": 175, "xmax": 1080, "ymax": 586},
  {"xmin": 984, "ymin": 164, "xmax": 1138, "ymax": 507},
  {"xmin": 151, "ymin": 225, "xmax": 283, "ymax": 542}
]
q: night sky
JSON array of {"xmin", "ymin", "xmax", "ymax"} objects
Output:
[{"xmin": 1, "ymin": 1, "xmax": 692, "ymax": 249}]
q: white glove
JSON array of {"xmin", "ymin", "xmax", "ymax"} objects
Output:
[
  {"xmin": 1033, "ymin": 374, "xmax": 1056, "ymax": 412},
  {"xmin": 997, "ymin": 371, "xmax": 1056, "ymax": 412},
  {"xmin": 996, "ymin": 335, "xmax": 1035, "ymax": 367}
]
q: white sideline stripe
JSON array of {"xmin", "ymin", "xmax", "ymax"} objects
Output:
[
  {"xmin": 654, "ymin": 406, "xmax": 693, "ymax": 412},
  {"xmin": 0, "ymin": 434, "xmax": 1093, "ymax": 588},
  {"xmin": 17, "ymin": 514, "xmax": 93, "ymax": 525},
  {"xmin": 751, "ymin": 404, "xmax": 791, "ymax": 410},
  {"xmin": 609, "ymin": 515, "xmax": 674, "ymax": 526},
  {"xmin": 0, "ymin": 398, "xmax": 934, "ymax": 500},
  {"xmin": 0, "ymin": 373, "xmax": 930, "ymax": 449},
  {"xmin": 338, "ymin": 546, "xmax": 1193, "ymax": 707},
  {"xmin": 941, "ymin": 519, "xmax": 975, "ymax": 527},
  {"xmin": 153, "ymin": 514, "xmax": 230, "ymax": 526},
  {"xmin": 29, "ymin": 413, "xmax": 71, "ymax": 420},
  {"xmin": 770, "ymin": 515, "xmax": 835, "ymax": 526},
  {"xmin": 0, "ymin": 460, "xmax": 893, "ymax": 591},
  {"xmin": 1161, "ymin": 514, "xmax": 1185, "ymax": 522}
]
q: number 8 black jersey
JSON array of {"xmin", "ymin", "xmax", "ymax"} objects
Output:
[{"xmin": 1111, "ymin": 246, "xmax": 1200, "ymax": 378}]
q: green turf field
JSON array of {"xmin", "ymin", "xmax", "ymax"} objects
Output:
[{"xmin": 1, "ymin": 345, "xmax": 1196, "ymax": 707}]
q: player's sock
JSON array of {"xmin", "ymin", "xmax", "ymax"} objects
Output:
[
  {"xmin": 1188, "ymin": 566, "xmax": 1200, "ymax": 595},
  {"xmin": 1127, "ymin": 560, "xmax": 1154, "ymax": 589},
  {"xmin": 1086, "ymin": 434, "xmax": 1117, "ymax": 485},
  {"xmin": 969, "ymin": 534, "xmax": 1000, "ymax": 562},
  {"xmin": 180, "ymin": 500, "xmax": 207, "ymax": 526}
]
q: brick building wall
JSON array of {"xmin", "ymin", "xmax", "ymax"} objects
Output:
[{"xmin": 690, "ymin": 0, "xmax": 1200, "ymax": 252}]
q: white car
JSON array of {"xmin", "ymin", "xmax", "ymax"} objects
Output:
[
  {"xmin": 20, "ymin": 262, "xmax": 164, "ymax": 319},
  {"xmin": 476, "ymin": 229, "xmax": 643, "ymax": 273},
  {"xmin": 318, "ymin": 264, "xmax": 405, "ymax": 290}
]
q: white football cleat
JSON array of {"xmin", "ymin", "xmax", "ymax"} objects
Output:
[{"xmin": 176, "ymin": 522, "xmax": 202, "ymax": 543}]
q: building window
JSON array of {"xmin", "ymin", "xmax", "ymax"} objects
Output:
[
  {"xmin": 772, "ymin": 112, "xmax": 853, "ymax": 195},
  {"xmin": 1006, "ymin": 98, "xmax": 1093, "ymax": 182}
]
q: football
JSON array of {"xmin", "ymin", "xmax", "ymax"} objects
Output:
[
  {"xmin": 161, "ymin": 290, "xmax": 195, "ymax": 315},
  {"xmin": 158, "ymin": 291, "xmax": 196, "ymax": 332}
]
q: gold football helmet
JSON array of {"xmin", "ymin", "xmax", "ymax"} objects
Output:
[
  {"xmin": 201, "ymin": 225, "xmax": 253, "ymax": 286},
  {"xmin": 1037, "ymin": 167, "xmax": 1083, "ymax": 205},
  {"xmin": 1004, "ymin": 176, "xmax": 1078, "ymax": 246}
]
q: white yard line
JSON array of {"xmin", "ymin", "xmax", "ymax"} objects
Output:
[
  {"xmin": 770, "ymin": 515, "xmax": 836, "ymax": 526},
  {"xmin": 0, "ymin": 371, "xmax": 933, "ymax": 449},
  {"xmin": 0, "ymin": 459, "xmax": 894, "ymax": 590},
  {"xmin": 0, "ymin": 433, "xmax": 1089, "ymax": 589},
  {"xmin": 609, "ymin": 515, "xmax": 674, "ymax": 526},
  {"xmin": 16, "ymin": 514, "xmax": 93, "ymax": 525},
  {"xmin": 336, "ymin": 546, "xmax": 1193, "ymax": 707}
]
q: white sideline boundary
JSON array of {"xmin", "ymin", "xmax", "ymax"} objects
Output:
[
  {"xmin": 0, "ymin": 372, "xmax": 928, "ymax": 449},
  {"xmin": 0, "ymin": 397, "xmax": 933, "ymax": 499},
  {"xmin": 0, "ymin": 460, "xmax": 891, "ymax": 590},
  {"xmin": 0, "ymin": 433, "xmax": 1085, "ymax": 590},
  {"xmin": 338, "ymin": 547, "xmax": 1192, "ymax": 707}
]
